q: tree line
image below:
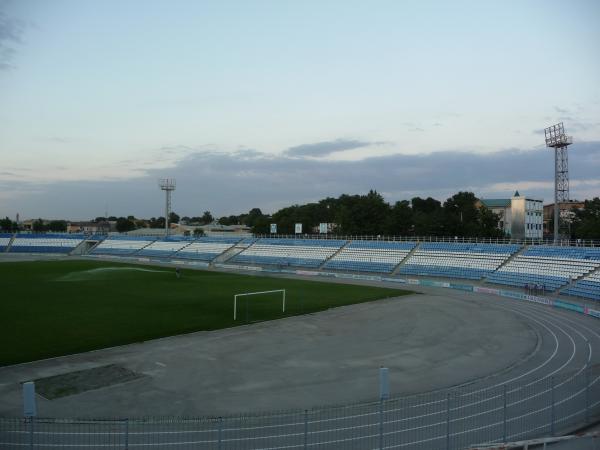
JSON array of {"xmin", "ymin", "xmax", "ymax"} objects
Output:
[
  {"xmin": 2, "ymin": 194, "xmax": 598, "ymax": 238},
  {"xmin": 235, "ymin": 191, "xmax": 505, "ymax": 237},
  {"xmin": 213, "ymin": 192, "xmax": 600, "ymax": 239}
]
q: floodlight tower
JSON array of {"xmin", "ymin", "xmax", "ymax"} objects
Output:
[
  {"xmin": 544, "ymin": 122, "xmax": 572, "ymax": 243},
  {"xmin": 158, "ymin": 178, "xmax": 176, "ymax": 237}
]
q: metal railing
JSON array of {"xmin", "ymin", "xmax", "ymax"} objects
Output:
[
  {"xmin": 1, "ymin": 366, "xmax": 598, "ymax": 449},
  {"xmin": 5, "ymin": 232, "xmax": 600, "ymax": 247},
  {"xmin": 254, "ymin": 234, "xmax": 600, "ymax": 247}
]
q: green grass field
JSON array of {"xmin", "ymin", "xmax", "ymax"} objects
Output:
[{"xmin": 0, "ymin": 260, "xmax": 411, "ymax": 366}]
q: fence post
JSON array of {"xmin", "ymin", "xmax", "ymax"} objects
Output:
[
  {"xmin": 446, "ymin": 392, "xmax": 451, "ymax": 450},
  {"xmin": 304, "ymin": 410, "xmax": 308, "ymax": 450},
  {"xmin": 379, "ymin": 399, "xmax": 384, "ymax": 450},
  {"xmin": 28, "ymin": 417, "xmax": 34, "ymax": 450},
  {"xmin": 218, "ymin": 417, "xmax": 223, "ymax": 450},
  {"xmin": 586, "ymin": 367, "xmax": 591, "ymax": 423},
  {"xmin": 124, "ymin": 418, "xmax": 129, "ymax": 450},
  {"xmin": 550, "ymin": 376, "xmax": 555, "ymax": 436},
  {"xmin": 503, "ymin": 384, "xmax": 507, "ymax": 442}
]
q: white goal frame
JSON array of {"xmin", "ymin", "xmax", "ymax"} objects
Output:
[{"xmin": 233, "ymin": 289, "xmax": 286, "ymax": 320}]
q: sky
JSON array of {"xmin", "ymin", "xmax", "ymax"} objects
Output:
[{"xmin": 0, "ymin": 0, "xmax": 599, "ymax": 220}]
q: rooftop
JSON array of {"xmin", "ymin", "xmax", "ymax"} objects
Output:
[{"xmin": 480, "ymin": 199, "xmax": 511, "ymax": 208}]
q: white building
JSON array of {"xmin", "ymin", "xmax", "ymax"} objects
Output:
[{"xmin": 479, "ymin": 191, "xmax": 543, "ymax": 239}]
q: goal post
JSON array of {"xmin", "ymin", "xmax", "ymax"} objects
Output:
[{"xmin": 233, "ymin": 289, "xmax": 286, "ymax": 320}]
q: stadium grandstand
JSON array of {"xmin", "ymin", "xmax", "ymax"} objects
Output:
[
  {"xmin": 9, "ymin": 234, "xmax": 86, "ymax": 253},
  {"xmin": 173, "ymin": 236, "xmax": 242, "ymax": 261},
  {"xmin": 2, "ymin": 232, "xmax": 599, "ymax": 302},
  {"xmin": 324, "ymin": 240, "xmax": 415, "ymax": 273},
  {"xmin": 90, "ymin": 235, "xmax": 156, "ymax": 255},
  {"xmin": 231, "ymin": 238, "xmax": 346, "ymax": 268},
  {"xmin": 562, "ymin": 270, "xmax": 600, "ymax": 301},
  {"xmin": 0, "ymin": 233, "xmax": 12, "ymax": 252},
  {"xmin": 486, "ymin": 245, "xmax": 600, "ymax": 291},
  {"xmin": 399, "ymin": 242, "xmax": 521, "ymax": 280}
]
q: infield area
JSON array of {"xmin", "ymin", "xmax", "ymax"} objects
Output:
[{"xmin": 0, "ymin": 260, "xmax": 410, "ymax": 366}]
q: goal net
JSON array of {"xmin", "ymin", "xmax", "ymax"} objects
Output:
[{"xmin": 233, "ymin": 289, "xmax": 286, "ymax": 321}]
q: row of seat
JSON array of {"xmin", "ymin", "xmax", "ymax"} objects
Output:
[
  {"xmin": 92, "ymin": 237, "xmax": 242, "ymax": 261},
  {"xmin": 0, "ymin": 234, "xmax": 13, "ymax": 252},
  {"xmin": 486, "ymin": 272, "xmax": 567, "ymax": 291},
  {"xmin": 399, "ymin": 244, "xmax": 520, "ymax": 280},
  {"xmin": 524, "ymin": 246, "xmax": 600, "ymax": 261},
  {"xmin": 562, "ymin": 271, "xmax": 600, "ymax": 301},
  {"xmin": 487, "ymin": 253, "xmax": 600, "ymax": 291},
  {"xmin": 258, "ymin": 238, "xmax": 345, "ymax": 247},
  {"xmin": 419, "ymin": 243, "xmax": 522, "ymax": 254},
  {"xmin": 232, "ymin": 241, "xmax": 342, "ymax": 268},
  {"xmin": 9, "ymin": 235, "xmax": 86, "ymax": 254},
  {"xmin": 323, "ymin": 260, "xmax": 398, "ymax": 273},
  {"xmin": 136, "ymin": 241, "xmax": 191, "ymax": 257},
  {"xmin": 341, "ymin": 241, "xmax": 416, "ymax": 250},
  {"xmin": 174, "ymin": 241, "xmax": 239, "ymax": 261},
  {"xmin": 400, "ymin": 266, "xmax": 493, "ymax": 280},
  {"xmin": 91, "ymin": 239, "xmax": 154, "ymax": 255}
]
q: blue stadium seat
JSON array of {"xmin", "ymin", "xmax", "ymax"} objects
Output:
[
  {"xmin": 232, "ymin": 238, "xmax": 346, "ymax": 268},
  {"xmin": 0, "ymin": 233, "xmax": 13, "ymax": 252},
  {"xmin": 487, "ymin": 246, "xmax": 600, "ymax": 292},
  {"xmin": 561, "ymin": 270, "xmax": 600, "ymax": 302},
  {"xmin": 10, "ymin": 234, "xmax": 86, "ymax": 254},
  {"xmin": 324, "ymin": 240, "xmax": 416, "ymax": 273},
  {"xmin": 399, "ymin": 243, "xmax": 521, "ymax": 280}
]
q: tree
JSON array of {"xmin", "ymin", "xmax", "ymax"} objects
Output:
[
  {"xmin": 245, "ymin": 208, "xmax": 264, "ymax": 227},
  {"xmin": 116, "ymin": 217, "xmax": 136, "ymax": 232},
  {"xmin": 193, "ymin": 228, "xmax": 205, "ymax": 237},
  {"xmin": 443, "ymin": 192, "xmax": 480, "ymax": 237},
  {"xmin": 201, "ymin": 211, "xmax": 213, "ymax": 225},
  {"xmin": 409, "ymin": 197, "xmax": 444, "ymax": 236},
  {"xmin": 571, "ymin": 198, "xmax": 600, "ymax": 239},
  {"xmin": 333, "ymin": 191, "xmax": 390, "ymax": 235},
  {"xmin": 0, "ymin": 217, "xmax": 17, "ymax": 231},
  {"xmin": 218, "ymin": 215, "xmax": 240, "ymax": 226},
  {"xmin": 47, "ymin": 220, "xmax": 67, "ymax": 232},
  {"xmin": 148, "ymin": 217, "xmax": 165, "ymax": 229},
  {"xmin": 411, "ymin": 197, "xmax": 442, "ymax": 214},
  {"xmin": 32, "ymin": 219, "xmax": 47, "ymax": 232},
  {"xmin": 387, "ymin": 200, "xmax": 413, "ymax": 235},
  {"xmin": 477, "ymin": 206, "xmax": 505, "ymax": 238},
  {"xmin": 169, "ymin": 212, "xmax": 180, "ymax": 224},
  {"xmin": 251, "ymin": 215, "xmax": 271, "ymax": 234}
]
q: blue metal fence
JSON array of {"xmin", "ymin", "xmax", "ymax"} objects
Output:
[{"xmin": 1, "ymin": 366, "xmax": 598, "ymax": 449}]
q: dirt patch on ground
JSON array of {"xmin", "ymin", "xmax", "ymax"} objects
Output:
[{"xmin": 32, "ymin": 364, "xmax": 144, "ymax": 399}]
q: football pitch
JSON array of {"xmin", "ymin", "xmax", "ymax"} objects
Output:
[{"xmin": 0, "ymin": 260, "xmax": 411, "ymax": 366}]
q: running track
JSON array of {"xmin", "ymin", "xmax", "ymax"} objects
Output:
[{"xmin": 1, "ymin": 290, "xmax": 599, "ymax": 450}]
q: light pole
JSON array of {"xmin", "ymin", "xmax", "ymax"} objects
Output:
[
  {"xmin": 158, "ymin": 179, "xmax": 176, "ymax": 237},
  {"xmin": 544, "ymin": 123, "xmax": 572, "ymax": 243}
]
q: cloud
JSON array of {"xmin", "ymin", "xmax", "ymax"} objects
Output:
[
  {"xmin": 284, "ymin": 139, "xmax": 378, "ymax": 157},
  {"xmin": 3, "ymin": 141, "xmax": 599, "ymax": 219},
  {"xmin": 554, "ymin": 106, "xmax": 570, "ymax": 114},
  {"xmin": 0, "ymin": 9, "xmax": 25, "ymax": 70},
  {"xmin": 569, "ymin": 121, "xmax": 600, "ymax": 132}
]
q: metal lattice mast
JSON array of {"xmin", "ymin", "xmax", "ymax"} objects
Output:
[
  {"xmin": 544, "ymin": 123, "xmax": 572, "ymax": 242},
  {"xmin": 158, "ymin": 179, "xmax": 176, "ymax": 237}
]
